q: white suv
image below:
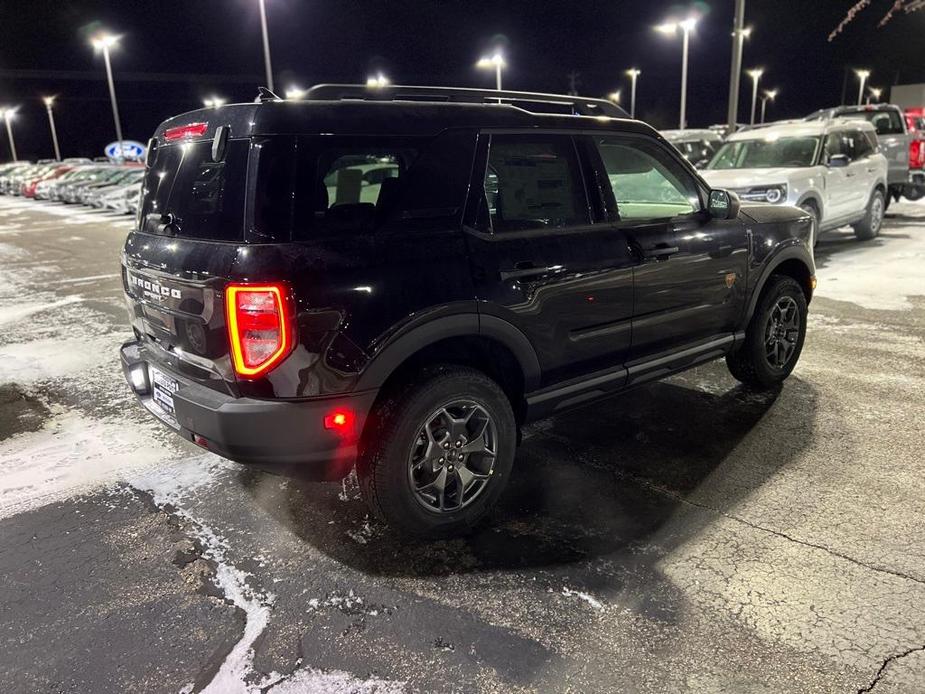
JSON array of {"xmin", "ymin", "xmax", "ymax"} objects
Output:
[{"xmin": 701, "ymin": 119, "xmax": 888, "ymax": 244}]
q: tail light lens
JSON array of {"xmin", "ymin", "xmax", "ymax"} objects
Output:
[
  {"xmin": 164, "ymin": 122, "xmax": 208, "ymax": 141},
  {"xmin": 910, "ymin": 140, "xmax": 924, "ymax": 170},
  {"xmin": 225, "ymin": 283, "xmax": 293, "ymax": 378}
]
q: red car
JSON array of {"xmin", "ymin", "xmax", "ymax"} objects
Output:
[{"xmin": 21, "ymin": 165, "xmax": 73, "ymax": 198}]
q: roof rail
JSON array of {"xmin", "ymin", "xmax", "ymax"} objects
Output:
[{"xmin": 304, "ymin": 84, "xmax": 630, "ymax": 119}]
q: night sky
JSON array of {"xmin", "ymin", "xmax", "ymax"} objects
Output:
[{"xmin": 1, "ymin": 1, "xmax": 924, "ymax": 161}]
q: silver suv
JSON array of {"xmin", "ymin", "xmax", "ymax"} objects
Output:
[{"xmin": 701, "ymin": 119, "xmax": 888, "ymax": 245}]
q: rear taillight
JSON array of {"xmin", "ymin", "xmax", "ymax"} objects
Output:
[
  {"xmin": 225, "ymin": 283, "xmax": 293, "ymax": 378},
  {"xmin": 164, "ymin": 122, "xmax": 208, "ymax": 141},
  {"xmin": 910, "ymin": 140, "xmax": 925, "ymax": 170}
]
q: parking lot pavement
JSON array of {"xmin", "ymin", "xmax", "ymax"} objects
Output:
[{"xmin": 0, "ymin": 197, "xmax": 922, "ymax": 693}]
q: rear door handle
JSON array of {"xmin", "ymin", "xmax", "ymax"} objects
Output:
[
  {"xmin": 499, "ymin": 262, "xmax": 564, "ymax": 281},
  {"xmin": 643, "ymin": 245, "xmax": 680, "ymax": 261}
]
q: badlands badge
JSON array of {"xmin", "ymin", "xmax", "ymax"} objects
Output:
[{"xmin": 725, "ymin": 272, "xmax": 737, "ymax": 288}]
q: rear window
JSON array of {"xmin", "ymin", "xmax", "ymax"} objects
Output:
[
  {"xmin": 839, "ymin": 109, "xmax": 905, "ymax": 136},
  {"xmin": 139, "ymin": 140, "xmax": 248, "ymax": 241}
]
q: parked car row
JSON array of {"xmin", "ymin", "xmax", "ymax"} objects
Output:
[{"xmin": 0, "ymin": 159, "xmax": 144, "ymax": 216}]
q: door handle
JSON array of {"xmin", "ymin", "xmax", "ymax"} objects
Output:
[
  {"xmin": 642, "ymin": 245, "xmax": 680, "ymax": 261},
  {"xmin": 845, "ymin": 172, "xmax": 857, "ymax": 178},
  {"xmin": 499, "ymin": 262, "xmax": 564, "ymax": 281}
]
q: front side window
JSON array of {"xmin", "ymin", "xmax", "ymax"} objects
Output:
[
  {"xmin": 597, "ymin": 136, "xmax": 698, "ymax": 221},
  {"xmin": 844, "ymin": 130, "xmax": 874, "ymax": 159},
  {"xmin": 484, "ymin": 134, "xmax": 589, "ymax": 233},
  {"xmin": 823, "ymin": 133, "xmax": 846, "ymax": 161},
  {"xmin": 709, "ymin": 136, "xmax": 821, "ymax": 170}
]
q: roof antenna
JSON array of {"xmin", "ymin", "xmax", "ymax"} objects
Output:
[{"xmin": 255, "ymin": 86, "xmax": 282, "ymax": 103}]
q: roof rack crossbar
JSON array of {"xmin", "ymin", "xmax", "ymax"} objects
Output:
[{"xmin": 304, "ymin": 84, "xmax": 630, "ymax": 119}]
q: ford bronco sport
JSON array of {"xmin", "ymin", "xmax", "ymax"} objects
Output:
[{"xmin": 121, "ymin": 85, "xmax": 815, "ymax": 537}]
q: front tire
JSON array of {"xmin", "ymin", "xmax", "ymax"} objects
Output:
[
  {"xmin": 853, "ymin": 189, "xmax": 885, "ymax": 241},
  {"xmin": 357, "ymin": 366, "xmax": 517, "ymax": 538},
  {"xmin": 726, "ymin": 276, "xmax": 807, "ymax": 389}
]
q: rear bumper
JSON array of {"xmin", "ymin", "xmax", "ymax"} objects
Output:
[{"xmin": 120, "ymin": 340, "xmax": 377, "ymax": 478}]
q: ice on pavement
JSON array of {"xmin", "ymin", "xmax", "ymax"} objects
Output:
[{"xmin": 813, "ymin": 202, "xmax": 925, "ymax": 311}]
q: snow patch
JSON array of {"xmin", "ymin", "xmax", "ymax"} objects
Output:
[
  {"xmin": 561, "ymin": 587, "xmax": 604, "ymax": 610},
  {"xmin": 0, "ymin": 411, "xmax": 176, "ymax": 520}
]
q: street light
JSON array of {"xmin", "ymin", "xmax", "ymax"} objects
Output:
[
  {"xmin": 656, "ymin": 17, "xmax": 697, "ymax": 130},
  {"xmin": 867, "ymin": 87, "xmax": 882, "ymax": 105},
  {"xmin": 625, "ymin": 68, "xmax": 641, "ymax": 118},
  {"xmin": 91, "ymin": 33, "xmax": 124, "ymax": 160},
  {"xmin": 476, "ymin": 51, "xmax": 505, "ymax": 91},
  {"xmin": 1, "ymin": 108, "xmax": 17, "ymax": 162},
  {"xmin": 725, "ymin": 0, "xmax": 751, "ymax": 134},
  {"xmin": 760, "ymin": 89, "xmax": 778, "ymax": 124},
  {"xmin": 608, "ymin": 91, "xmax": 621, "ymax": 105},
  {"xmin": 257, "ymin": 0, "xmax": 274, "ymax": 91},
  {"xmin": 203, "ymin": 96, "xmax": 226, "ymax": 108},
  {"xmin": 855, "ymin": 69, "xmax": 871, "ymax": 106},
  {"xmin": 366, "ymin": 73, "xmax": 390, "ymax": 88},
  {"xmin": 43, "ymin": 96, "xmax": 61, "ymax": 161},
  {"xmin": 747, "ymin": 68, "xmax": 763, "ymax": 126},
  {"xmin": 285, "ymin": 86, "xmax": 306, "ymax": 100}
]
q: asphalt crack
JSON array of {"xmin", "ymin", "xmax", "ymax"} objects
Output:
[
  {"xmin": 534, "ymin": 428, "xmax": 925, "ymax": 587},
  {"xmin": 857, "ymin": 644, "xmax": 925, "ymax": 693}
]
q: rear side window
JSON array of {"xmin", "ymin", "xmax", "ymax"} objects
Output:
[
  {"xmin": 484, "ymin": 134, "xmax": 589, "ymax": 233},
  {"xmin": 140, "ymin": 140, "xmax": 248, "ymax": 241},
  {"xmin": 291, "ymin": 130, "xmax": 477, "ymax": 238}
]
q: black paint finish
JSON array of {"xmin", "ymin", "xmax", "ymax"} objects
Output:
[{"xmin": 121, "ymin": 98, "xmax": 816, "ymax": 470}]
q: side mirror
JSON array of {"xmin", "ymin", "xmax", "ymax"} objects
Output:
[
  {"xmin": 827, "ymin": 153, "xmax": 849, "ymax": 168},
  {"xmin": 695, "ymin": 159, "xmax": 709, "ymax": 169},
  {"xmin": 708, "ymin": 189, "xmax": 740, "ymax": 220}
]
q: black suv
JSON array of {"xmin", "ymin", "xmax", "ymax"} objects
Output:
[{"xmin": 121, "ymin": 85, "xmax": 815, "ymax": 536}]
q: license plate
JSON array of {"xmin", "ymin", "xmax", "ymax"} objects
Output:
[{"xmin": 148, "ymin": 365, "xmax": 180, "ymax": 430}]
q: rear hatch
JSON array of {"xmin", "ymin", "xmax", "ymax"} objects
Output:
[{"xmin": 122, "ymin": 104, "xmax": 264, "ymax": 396}]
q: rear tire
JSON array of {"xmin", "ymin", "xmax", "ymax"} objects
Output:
[
  {"xmin": 853, "ymin": 189, "xmax": 885, "ymax": 241},
  {"xmin": 726, "ymin": 276, "xmax": 807, "ymax": 389},
  {"xmin": 357, "ymin": 365, "xmax": 517, "ymax": 538}
]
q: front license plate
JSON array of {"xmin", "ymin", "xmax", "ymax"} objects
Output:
[{"xmin": 148, "ymin": 365, "xmax": 180, "ymax": 430}]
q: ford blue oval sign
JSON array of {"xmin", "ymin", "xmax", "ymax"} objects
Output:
[{"xmin": 105, "ymin": 140, "xmax": 146, "ymax": 161}]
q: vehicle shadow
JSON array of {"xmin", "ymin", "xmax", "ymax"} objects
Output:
[{"xmin": 237, "ymin": 365, "xmax": 818, "ymax": 583}]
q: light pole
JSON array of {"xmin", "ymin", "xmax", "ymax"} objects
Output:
[
  {"xmin": 867, "ymin": 87, "xmax": 882, "ymax": 105},
  {"xmin": 476, "ymin": 51, "xmax": 505, "ymax": 91},
  {"xmin": 725, "ymin": 0, "xmax": 749, "ymax": 133},
  {"xmin": 92, "ymin": 34, "xmax": 124, "ymax": 160},
  {"xmin": 284, "ymin": 86, "xmax": 306, "ymax": 100},
  {"xmin": 366, "ymin": 73, "xmax": 390, "ymax": 88},
  {"xmin": 760, "ymin": 89, "xmax": 777, "ymax": 124},
  {"xmin": 43, "ymin": 96, "xmax": 61, "ymax": 161},
  {"xmin": 625, "ymin": 68, "xmax": 641, "ymax": 118},
  {"xmin": 257, "ymin": 0, "xmax": 274, "ymax": 91},
  {"xmin": 1, "ymin": 109, "xmax": 17, "ymax": 162},
  {"xmin": 855, "ymin": 69, "xmax": 870, "ymax": 106},
  {"xmin": 203, "ymin": 97, "xmax": 227, "ymax": 108},
  {"xmin": 657, "ymin": 17, "xmax": 697, "ymax": 130},
  {"xmin": 747, "ymin": 68, "xmax": 763, "ymax": 126}
]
